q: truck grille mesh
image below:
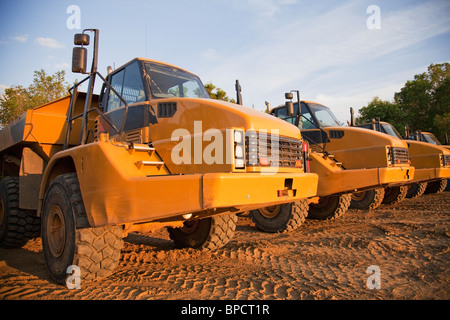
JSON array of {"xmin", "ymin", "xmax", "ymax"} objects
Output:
[
  {"xmin": 246, "ymin": 131, "xmax": 303, "ymax": 168},
  {"xmin": 442, "ymin": 155, "xmax": 450, "ymax": 167},
  {"xmin": 390, "ymin": 147, "xmax": 410, "ymax": 165}
]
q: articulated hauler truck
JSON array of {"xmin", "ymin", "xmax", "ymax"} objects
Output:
[
  {"xmin": 356, "ymin": 121, "xmax": 450, "ymax": 196},
  {"xmin": 0, "ymin": 30, "xmax": 318, "ymax": 284},
  {"xmin": 249, "ymin": 93, "xmax": 415, "ymax": 232}
]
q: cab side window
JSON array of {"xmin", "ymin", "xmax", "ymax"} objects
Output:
[
  {"xmin": 107, "ymin": 69, "xmax": 125, "ymax": 112},
  {"xmin": 106, "ymin": 61, "xmax": 146, "ymax": 112}
]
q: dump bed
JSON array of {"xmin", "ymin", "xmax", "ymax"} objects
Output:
[{"xmin": 0, "ymin": 93, "xmax": 98, "ymax": 155}]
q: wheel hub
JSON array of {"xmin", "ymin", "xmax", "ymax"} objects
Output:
[
  {"xmin": 47, "ymin": 205, "xmax": 66, "ymax": 257},
  {"xmin": 259, "ymin": 205, "xmax": 281, "ymax": 219},
  {"xmin": 351, "ymin": 191, "xmax": 367, "ymax": 201}
]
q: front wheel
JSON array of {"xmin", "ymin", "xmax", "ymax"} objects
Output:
[
  {"xmin": 308, "ymin": 194, "xmax": 351, "ymax": 220},
  {"xmin": 168, "ymin": 213, "xmax": 237, "ymax": 250},
  {"xmin": 424, "ymin": 179, "xmax": 447, "ymax": 194},
  {"xmin": 250, "ymin": 200, "xmax": 308, "ymax": 233},
  {"xmin": 382, "ymin": 186, "xmax": 407, "ymax": 205},
  {"xmin": 350, "ymin": 188, "xmax": 385, "ymax": 210},
  {"xmin": 406, "ymin": 182, "xmax": 427, "ymax": 199},
  {"xmin": 41, "ymin": 173, "xmax": 123, "ymax": 284}
]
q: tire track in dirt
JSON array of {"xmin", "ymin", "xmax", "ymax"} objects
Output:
[{"xmin": 0, "ymin": 193, "xmax": 449, "ymax": 300}]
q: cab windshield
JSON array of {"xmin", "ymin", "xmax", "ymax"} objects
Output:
[
  {"xmin": 145, "ymin": 62, "xmax": 209, "ymax": 99},
  {"xmin": 380, "ymin": 123, "xmax": 402, "ymax": 139},
  {"xmin": 274, "ymin": 102, "xmax": 341, "ymax": 129},
  {"xmin": 422, "ymin": 133, "xmax": 442, "ymax": 145},
  {"xmin": 304, "ymin": 103, "xmax": 341, "ymax": 128}
]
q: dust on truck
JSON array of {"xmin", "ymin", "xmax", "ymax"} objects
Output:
[
  {"xmin": 0, "ymin": 29, "xmax": 318, "ymax": 284},
  {"xmin": 251, "ymin": 95, "xmax": 415, "ymax": 228}
]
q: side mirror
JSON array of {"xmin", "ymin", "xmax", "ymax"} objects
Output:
[
  {"xmin": 74, "ymin": 33, "xmax": 90, "ymax": 46},
  {"xmin": 72, "ymin": 33, "xmax": 89, "ymax": 74},
  {"xmin": 286, "ymin": 101, "xmax": 294, "ymax": 116},
  {"xmin": 285, "ymin": 92, "xmax": 293, "ymax": 100},
  {"xmin": 72, "ymin": 47, "xmax": 87, "ymax": 73}
]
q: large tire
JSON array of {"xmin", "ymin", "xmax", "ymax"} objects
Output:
[
  {"xmin": 350, "ymin": 188, "xmax": 385, "ymax": 210},
  {"xmin": 0, "ymin": 177, "xmax": 40, "ymax": 248},
  {"xmin": 382, "ymin": 185, "xmax": 407, "ymax": 205},
  {"xmin": 424, "ymin": 179, "xmax": 447, "ymax": 194},
  {"xmin": 308, "ymin": 193, "xmax": 351, "ymax": 220},
  {"xmin": 406, "ymin": 182, "xmax": 427, "ymax": 199},
  {"xmin": 41, "ymin": 173, "xmax": 123, "ymax": 284},
  {"xmin": 250, "ymin": 200, "xmax": 308, "ymax": 233},
  {"xmin": 168, "ymin": 213, "xmax": 237, "ymax": 250}
]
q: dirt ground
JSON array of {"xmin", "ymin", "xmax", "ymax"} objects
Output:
[{"xmin": 0, "ymin": 191, "xmax": 449, "ymax": 301}]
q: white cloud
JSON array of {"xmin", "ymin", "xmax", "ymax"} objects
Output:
[
  {"xmin": 201, "ymin": 48, "xmax": 221, "ymax": 60},
  {"xmin": 233, "ymin": 0, "xmax": 298, "ymax": 19},
  {"xmin": 0, "ymin": 84, "xmax": 9, "ymax": 95},
  {"xmin": 35, "ymin": 37, "xmax": 65, "ymax": 49},
  {"xmin": 201, "ymin": 0, "xmax": 450, "ymax": 116},
  {"xmin": 55, "ymin": 62, "xmax": 70, "ymax": 69},
  {"xmin": 12, "ymin": 34, "xmax": 28, "ymax": 43}
]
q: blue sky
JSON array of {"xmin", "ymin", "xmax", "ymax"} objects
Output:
[{"xmin": 1, "ymin": 0, "xmax": 449, "ymax": 123}]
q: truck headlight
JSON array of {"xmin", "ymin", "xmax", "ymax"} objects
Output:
[
  {"xmin": 234, "ymin": 129, "xmax": 245, "ymax": 169},
  {"xmin": 386, "ymin": 146, "xmax": 392, "ymax": 166},
  {"xmin": 234, "ymin": 130, "xmax": 243, "ymax": 144},
  {"xmin": 235, "ymin": 145, "xmax": 244, "ymax": 158}
]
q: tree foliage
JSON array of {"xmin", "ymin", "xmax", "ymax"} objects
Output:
[
  {"xmin": 204, "ymin": 82, "xmax": 236, "ymax": 103},
  {"xmin": 356, "ymin": 97, "xmax": 403, "ymax": 133},
  {"xmin": 357, "ymin": 63, "xmax": 450, "ymax": 143},
  {"xmin": 0, "ymin": 69, "xmax": 70, "ymax": 126}
]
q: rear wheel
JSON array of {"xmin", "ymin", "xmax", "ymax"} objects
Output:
[
  {"xmin": 308, "ymin": 194, "xmax": 351, "ymax": 220},
  {"xmin": 0, "ymin": 177, "xmax": 40, "ymax": 248},
  {"xmin": 424, "ymin": 179, "xmax": 447, "ymax": 194},
  {"xmin": 350, "ymin": 188, "xmax": 385, "ymax": 210},
  {"xmin": 382, "ymin": 186, "xmax": 407, "ymax": 205},
  {"xmin": 168, "ymin": 213, "xmax": 237, "ymax": 250},
  {"xmin": 250, "ymin": 200, "xmax": 308, "ymax": 233},
  {"xmin": 406, "ymin": 182, "xmax": 427, "ymax": 199},
  {"xmin": 41, "ymin": 173, "xmax": 123, "ymax": 284}
]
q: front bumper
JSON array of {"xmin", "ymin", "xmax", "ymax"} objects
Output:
[
  {"xmin": 43, "ymin": 140, "xmax": 318, "ymax": 227},
  {"xmin": 411, "ymin": 167, "xmax": 450, "ymax": 183}
]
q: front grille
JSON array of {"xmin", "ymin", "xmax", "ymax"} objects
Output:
[
  {"xmin": 389, "ymin": 147, "xmax": 410, "ymax": 165},
  {"xmin": 246, "ymin": 131, "xmax": 303, "ymax": 168},
  {"xmin": 442, "ymin": 154, "xmax": 450, "ymax": 167}
]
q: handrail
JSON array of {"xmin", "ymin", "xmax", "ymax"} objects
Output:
[{"xmin": 63, "ymin": 71, "xmax": 129, "ymax": 149}]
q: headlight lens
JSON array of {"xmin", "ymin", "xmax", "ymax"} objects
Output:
[
  {"xmin": 234, "ymin": 129, "xmax": 245, "ymax": 169},
  {"xmin": 234, "ymin": 130, "xmax": 243, "ymax": 144},
  {"xmin": 235, "ymin": 145, "xmax": 244, "ymax": 158}
]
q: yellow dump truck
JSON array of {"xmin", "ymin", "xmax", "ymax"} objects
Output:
[
  {"xmin": 250, "ymin": 94, "xmax": 414, "ymax": 228},
  {"xmin": 357, "ymin": 121, "xmax": 450, "ymax": 196},
  {"xmin": 0, "ymin": 29, "xmax": 318, "ymax": 284}
]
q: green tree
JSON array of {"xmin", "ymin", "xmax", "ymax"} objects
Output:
[
  {"xmin": 395, "ymin": 63, "xmax": 450, "ymax": 141},
  {"xmin": 356, "ymin": 96, "xmax": 404, "ymax": 133},
  {"xmin": 204, "ymin": 82, "xmax": 236, "ymax": 103},
  {"xmin": 357, "ymin": 63, "xmax": 450, "ymax": 142},
  {"xmin": 0, "ymin": 69, "xmax": 70, "ymax": 126}
]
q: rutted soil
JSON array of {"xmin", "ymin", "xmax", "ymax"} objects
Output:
[{"xmin": 0, "ymin": 192, "xmax": 449, "ymax": 300}]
